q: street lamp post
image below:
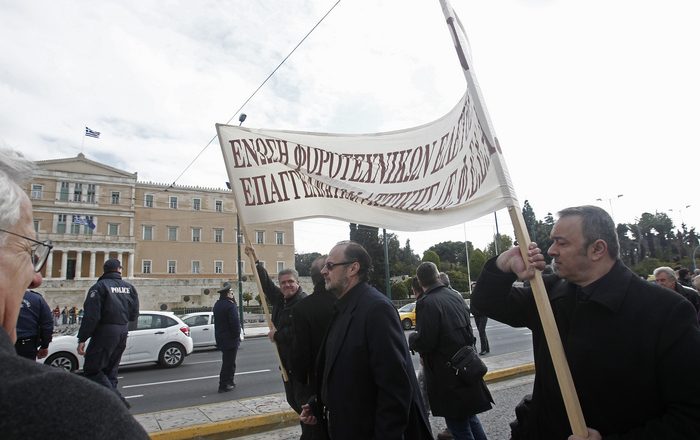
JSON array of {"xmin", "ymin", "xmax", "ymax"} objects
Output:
[{"xmin": 596, "ymin": 194, "xmax": 624, "ymax": 223}]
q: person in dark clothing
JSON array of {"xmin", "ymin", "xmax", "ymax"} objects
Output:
[
  {"xmin": 245, "ymin": 245, "xmax": 308, "ymax": 427},
  {"xmin": 213, "ymin": 282, "xmax": 241, "ymax": 393},
  {"xmin": 654, "ymin": 266, "xmax": 700, "ymax": 320},
  {"xmin": 300, "ymin": 241, "xmax": 433, "ymax": 440},
  {"xmin": 15, "ymin": 289, "xmax": 53, "ymax": 360},
  {"xmin": 0, "ymin": 148, "xmax": 148, "ymax": 439},
  {"xmin": 77, "ymin": 258, "xmax": 139, "ymax": 408},
  {"xmin": 410, "ymin": 262, "xmax": 492, "ymax": 440},
  {"xmin": 471, "ymin": 306, "xmax": 489, "ymax": 356},
  {"xmin": 291, "ymin": 255, "xmax": 335, "ymax": 440},
  {"xmin": 472, "ymin": 205, "xmax": 700, "ymax": 440}
]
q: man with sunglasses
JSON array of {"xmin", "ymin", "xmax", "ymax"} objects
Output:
[
  {"xmin": 300, "ymin": 241, "xmax": 432, "ymax": 440},
  {"xmin": 0, "ymin": 148, "xmax": 148, "ymax": 439}
]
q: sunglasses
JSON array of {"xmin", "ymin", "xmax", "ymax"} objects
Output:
[
  {"xmin": 323, "ymin": 260, "xmax": 356, "ymax": 271},
  {"xmin": 0, "ymin": 228, "xmax": 53, "ymax": 272}
]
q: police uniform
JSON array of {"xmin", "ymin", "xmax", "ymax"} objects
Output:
[
  {"xmin": 77, "ymin": 259, "xmax": 139, "ymax": 405},
  {"xmin": 15, "ymin": 290, "xmax": 53, "ymax": 360}
]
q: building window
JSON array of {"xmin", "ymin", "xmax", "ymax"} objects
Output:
[
  {"xmin": 235, "ymin": 229, "xmax": 245, "ymax": 244},
  {"xmin": 33, "ymin": 220, "xmax": 40, "ymax": 232},
  {"xmin": 143, "ymin": 225, "xmax": 153, "ymax": 241},
  {"xmin": 256, "ymin": 230, "xmax": 265, "ymax": 244},
  {"xmin": 167, "ymin": 260, "xmax": 176, "ymax": 274},
  {"xmin": 215, "ymin": 200, "xmax": 223, "ymax": 212},
  {"xmin": 73, "ymin": 183, "xmax": 82, "ymax": 202},
  {"xmin": 192, "ymin": 228, "xmax": 201, "ymax": 242},
  {"xmin": 86, "ymin": 184, "xmax": 96, "ymax": 203},
  {"xmin": 276, "ymin": 231, "xmax": 284, "ymax": 245},
  {"xmin": 214, "ymin": 228, "xmax": 223, "ymax": 243},
  {"xmin": 169, "ymin": 196, "xmax": 178, "ymax": 209},
  {"xmin": 111, "ymin": 191, "xmax": 120, "ymax": 205},
  {"xmin": 193, "ymin": 198, "xmax": 201, "ymax": 211},
  {"xmin": 142, "ymin": 260, "xmax": 152, "ymax": 274},
  {"xmin": 108, "ymin": 223, "xmax": 119, "ymax": 236},
  {"xmin": 192, "ymin": 261, "xmax": 200, "ymax": 274},
  {"xmin": 277, "ymin": 261, "xmax": 285, "ymax": 273},
  {"xmin": 168, "ymin": 226, "xmax": 178, "ymax": 241},
  {"xmin": 59, "ymin": 182, "xmax": 69, "ymax": 201},
  {"xmin": 144, "ymin": 194, "xmax": 154, "ymax": 208},
  {"xmin": 31, "ymin": 184, "xmax": 43, "ymax": 200},
  {"xmin": 56, "ymin": 214, "xmax": 67, "ymax": 233},
  {"xmin": 214, "ymin": 261, "xmax": 223, "ymax": 274},
  {"xmin": 70, "ymin": 215, "xmax": 81, "ymax": 234}
]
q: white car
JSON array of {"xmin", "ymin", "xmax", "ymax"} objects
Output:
[
  {"xmin": 40, "ymin": 311, "xmax": 194, "ymax": 372},
  {"xmin": 180, "ymin": 311, "xmax": 244, "ymax": 349}
]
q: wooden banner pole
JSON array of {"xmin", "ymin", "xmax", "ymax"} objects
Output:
[{"xmin": 239, "ymin": 227, "xmax": 289, "ymax": 382}]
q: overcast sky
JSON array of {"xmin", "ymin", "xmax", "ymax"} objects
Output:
[{"xmin": 2, "ymin": 0, "xmax": 698, "ymax": 256}]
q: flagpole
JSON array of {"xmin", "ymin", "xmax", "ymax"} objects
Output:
[{"xmin": 438, "ymin": 0, "xmax": 588, "ymax": 436}]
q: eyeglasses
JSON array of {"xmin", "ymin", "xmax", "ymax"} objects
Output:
[
  {"xmin": 323, "ymin": 261, "xmax": 356, "ymax": 271},
  {"xmin": 0, "ymin": 228, "xmax": 53, "ymax": 272}
]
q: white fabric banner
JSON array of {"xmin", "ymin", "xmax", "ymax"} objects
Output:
[{"xmin": 217, "ymin": 92, "xmax": 517, "ymax": 231}]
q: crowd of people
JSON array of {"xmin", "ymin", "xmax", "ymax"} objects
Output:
[{"xmin": 4, "ymin": 145, "xmax": 700, "ymax": 440}]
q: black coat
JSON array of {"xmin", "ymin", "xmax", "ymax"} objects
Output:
[
  {"xmin": 291, "ymin": 284, "xmax": 335, "ymax": 387},
  {"xmin": 78, "ymin": 272, "xmax": 139, "ymax": 342},
  {"xmin": 317, "ymin": 282, "xmax": 433, "ymax": 440},
  {"xmin": 472, "ymin": 258, "xmax": 700, "ymax": 440},
  {"xmin": 409, "ymin": 285, "xmax": 492, "ymax": 418},
  {"xmin": 213, "ymin": 297, "xmax": 241, "ymax": 350},
  {"xmin": 256, "ymin": 263, "xmax": 307, "ymax": 371}
]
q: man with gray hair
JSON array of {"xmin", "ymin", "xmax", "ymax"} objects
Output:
[
  {"xmin": 472, "ymin": 205, "xmax": 700, "ymax": 439},
  {"xmin": 245, "ymin": 244, "xmax": 309, "ymax": 438},
  {"xmin": 654, "ymin": 266, "xmax": 700, "ymax": 318},
  {"xmin": 0, "ymin": 149, "xmax": 148, "ymax": 439}
]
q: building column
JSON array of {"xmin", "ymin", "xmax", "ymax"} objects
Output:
[
  {"xmin": 89, "ymin": 251, "xmax": 96, "ymax": 278},
  {"xmin": 60, "ymin": 251, "xmax": 68, "ymax": 280},
  {"xmin": 127, "ymin": 251, "xmax": 134, "ymax": 278},
  {"xmin": 75, "ymin": 251, "xmax": 83, "ymax": 280},
  {"xmin": 45, "ymin": 251, "xmax": 54, "ymax": 279}
]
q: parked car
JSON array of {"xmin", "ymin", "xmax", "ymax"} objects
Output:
[
  {"xmin": 180, "ymin": 311, "xmax": 244, "ymax": 349},
  {"xmin": 398, "ymin": 302, "xmax": 416, "ymax": 330},
  {"xmin": 40, "ymin": 311, "xmax": 194, "ymax": 372}
]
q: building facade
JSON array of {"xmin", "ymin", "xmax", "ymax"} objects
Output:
[{"xmin": 27, "ymin": 153, "xmax": 294, "ymax": 310}]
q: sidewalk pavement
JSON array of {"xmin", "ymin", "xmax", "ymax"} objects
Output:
[{"xmin": 135, "ymin": 326, "xmax": 534, "ymax": 440}]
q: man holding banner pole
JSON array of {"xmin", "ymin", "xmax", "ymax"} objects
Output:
[
  {"xmin": 245, "ymin": 244, "xmax": 310, "ymax": 438},
  {"xmin": 472, "ymin": 205, "xmax": 700, "ymax": 439}
]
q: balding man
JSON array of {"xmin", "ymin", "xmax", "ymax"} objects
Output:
[
  {"xmin": 0, "ymin": 149, "xmax": 148, "ymax": 439},
  {"xmin": 300, "ymin": 241, "xmax": 432, "ymax": 440}
]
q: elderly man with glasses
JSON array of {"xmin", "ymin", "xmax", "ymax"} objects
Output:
[{"xmin": 0, "ymin": 148, "xmax": 148, "ymax": 439}]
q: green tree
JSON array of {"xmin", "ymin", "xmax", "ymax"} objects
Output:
[
  {"xmin": 396, "ymin": 239, "xmax": 421, "ymax": 276},
  {"xmin": 242, "ymin": 291, "xmax": 253, "ymax": 307},
  {"xmin": 422, "ymin": 250, "xmax": 440, "ymax": 265},
  {"xmin": 391, "ymin": 280, "xmax": 409, "ymax": 300},
  {"xmin": 295, "ymin": 252, "xmax": 322, "ymax": 276},
  {"xmin": 484, "ymin": 234, "xmax": 513, "ymax": 259},
  {"xmin": 468, "ymin": 248, "xmax": 487, "ymax": 280},
  {"xmin": 350, "ymin": 224, "xmax": 386, "ymax": 293},
  {"xmin": 445, "ymin": 270, "xmax": 469, "ymax": 293},
  {"xmin": 428, "ymin": 241, "xmax": 469, "ymax": 266}
]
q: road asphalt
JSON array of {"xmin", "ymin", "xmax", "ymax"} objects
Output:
[
  {"xmin": 134, "ymin": 326, "xmax": 534, "ymax": 440},
  {"xmin": 134, "ymin": 324, "xmax": 535, "ymax": 440}
]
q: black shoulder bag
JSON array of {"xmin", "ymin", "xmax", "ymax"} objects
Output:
[{"xmin": 445, "ymin": 327, "xmax": 487, "ymax": 384}]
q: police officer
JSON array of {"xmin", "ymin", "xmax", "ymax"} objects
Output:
[
  {"xmin": 213, "ymin": 282, "xmax": 241, "ymax": 393},
  {"xmin": 77, "ymin": 258, "xmax": 139, "ymax": 408},
  {"xmin": 15, "ymin": 289, "xmax": 53, "ymax": 360}
]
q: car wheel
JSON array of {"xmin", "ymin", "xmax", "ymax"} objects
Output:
[
  {"xmin": 45, "ymin": 352, "xmax": 78, "ymax": 372},
  {"xmin": 158, "ymin": 343, "xmax": 185, "ymax": 368},
  {"xmin": 402, "ymin": 318, "xmax": 413, "ymax": 330}
]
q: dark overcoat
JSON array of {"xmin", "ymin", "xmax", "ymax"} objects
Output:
[
  {"xmin": 317, "ymin": 282, "xmax": 433, "ymax": 440},
  {"xmin": 472, "ymin": 258, "xmax": 700, "ymax": 440},
  {"xmin": 409, "ymin": 285, "xmax": 493, "ymax": 418}
]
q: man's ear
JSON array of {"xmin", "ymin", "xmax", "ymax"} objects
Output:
[{"xmin": 589, "ymin": 239, "xmax": 608, "ymax": 261}]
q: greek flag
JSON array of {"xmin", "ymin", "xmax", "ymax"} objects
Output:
[
  {"xmin": 85, "ymin": 127, "xmax": 100, "ymax": 138},
  {"xmin": 73, "ymin": 215, "xmax": 96, "ymax": 230}
]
